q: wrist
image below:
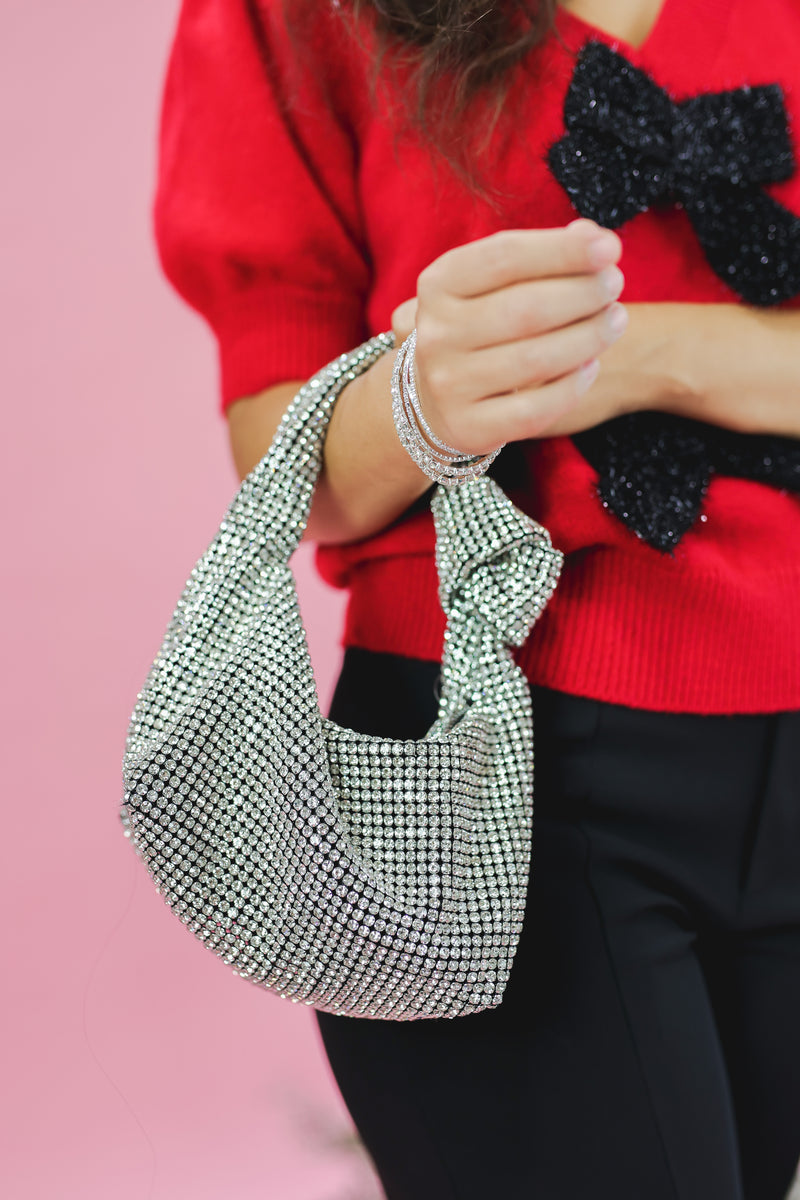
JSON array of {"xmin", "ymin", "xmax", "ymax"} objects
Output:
[
  {"xmin": 392, "ymin": 329, "xmax": 503, "ymax": 486},
  {"xmin": 615, "ymin": 303, "xmax": 700, "ymax": 419},
  {"xmin": 308, "ymin": 343, "xmax": 432, "ymax": 544}
]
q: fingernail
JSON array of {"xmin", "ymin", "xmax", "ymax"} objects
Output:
[
  {"xmin": 576, "ymin": 358, "xmax": 600, "ymax": 394},
  {"xmin": 568, "ymin": 217, "xmax": 600, "ymax": 233},
  {"xmin": 598, "ymin": 265, "xmax": 624, "ymax": 301},
  {"xmin": 605, "ymin": 302, "xmax": 629, "ymax": 338},
  {"xmin": 587, "ymin": 234, "xmax": 620, "ymax": 268}
]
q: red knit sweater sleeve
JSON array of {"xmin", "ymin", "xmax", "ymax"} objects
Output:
[{"xmin": 153, "ymin": 0, "xmax": 371, "ymax": 412}]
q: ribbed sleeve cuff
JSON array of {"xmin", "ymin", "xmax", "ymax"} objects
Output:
[{"xmin": 214, "ymin": 286, "xmax": 369, "ymax": 413}]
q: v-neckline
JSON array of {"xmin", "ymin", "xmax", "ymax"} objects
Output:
[{"xmin": 554, "ymin": 0, "xmax": 735, "ymax": 70}]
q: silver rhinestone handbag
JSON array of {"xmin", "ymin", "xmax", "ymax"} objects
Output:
[{"xmin": 120, "ymin": 333, "xmax": 563, "ymax": 1021}]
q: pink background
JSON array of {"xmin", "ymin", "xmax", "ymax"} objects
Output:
[
  {"xmin": 5, "ymin": 4, "xmax": 799, "ymax": 1199},
  {"xmin": 1, "ymin": 3, "xmax": 381, "ymax": 1197}
]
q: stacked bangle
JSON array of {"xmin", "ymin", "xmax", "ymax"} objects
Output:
[{"xmin": 390, "ymin": 329, "xmax": 504, "ymax": 487}]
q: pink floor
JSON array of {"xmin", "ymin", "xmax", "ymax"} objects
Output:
[{"xmin": 2, "ymin": 3, "xmax": 380, "ymax": 1196}]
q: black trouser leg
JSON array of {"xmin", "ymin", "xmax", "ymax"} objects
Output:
[{"xmin": 314, "ymin": 648, "xmax": 800, "ymax": 1200}]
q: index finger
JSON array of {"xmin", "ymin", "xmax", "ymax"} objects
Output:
[{"xmin": 423, "ymin": 219, "xmax": 623, "ymax": 299}]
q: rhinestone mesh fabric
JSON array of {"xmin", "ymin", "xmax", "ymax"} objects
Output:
[{"xmin": 120, "ymin": 334, "xmax": 563, "ymax": 1020}]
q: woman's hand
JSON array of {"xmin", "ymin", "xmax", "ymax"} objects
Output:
[
  {"xmin": 232, "ymin": 219, "xmax": 633, "ymax": 545},
  {"xmin": 390, "ymin": 218, "xmax": 628, "ymax": 457}
]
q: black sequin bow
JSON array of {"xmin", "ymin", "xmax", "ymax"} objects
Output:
[
  {"xmin": 546, "ymin": 42, "xmax": 800, "ymax": 551},
  {"xmin": 549, "ymin": 41, "xmax": 799, "ymax": 306},
  {"xmin": 571, "ymin": 414, "xmax": 800, "ymax": 551}
]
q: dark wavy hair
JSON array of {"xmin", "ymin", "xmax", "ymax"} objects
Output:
[{"xmin": 275, "ymin": 0, "xmax": 558, "ymax": 198}]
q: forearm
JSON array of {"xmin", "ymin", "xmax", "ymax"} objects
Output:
[
  {"xmin": 226, "ymin": 347, "xmax": 433, "ymax": 546},
  {"xmin": 305, "ymin": 347, "xmax": 433, "ymax": 543},
  {"xmin": 667, "ymin": 304, "xmax": 800, "ymax": 437},
  {"xmin": 584, "ymin": 302, "xmax": 800, "ymax": 438}
]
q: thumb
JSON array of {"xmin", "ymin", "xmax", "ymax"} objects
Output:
[{"xmin": 390, "ymin": 297, "xmax": 418, "ymax": 341}]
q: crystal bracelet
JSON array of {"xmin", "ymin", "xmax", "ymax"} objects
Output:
[{"xmin": 391, "ymin": 330, "xmax": 504, "ymax": 487}]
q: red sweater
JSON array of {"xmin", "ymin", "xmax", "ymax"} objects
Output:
[{"xmin": 154, "ymin": 0, "xmax": 800, "ymax": 713}]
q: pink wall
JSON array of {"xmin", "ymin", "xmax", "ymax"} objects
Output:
[
  {"xmin": 1, "ymin": 3, "xmax": 377, "ymax": 1197},
  {"xmin": 4, "ymin": 6, "xmax": 800, "ymax": 1199}
]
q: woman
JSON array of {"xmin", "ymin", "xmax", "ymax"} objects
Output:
[{"xmin": 154, "ymin": 0, "xmax": 800, "ymax": 1195}]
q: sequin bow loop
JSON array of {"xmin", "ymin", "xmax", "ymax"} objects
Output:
[{"xmin": 549, "ymin": 41, "xmax": 800, "ymax": 304}]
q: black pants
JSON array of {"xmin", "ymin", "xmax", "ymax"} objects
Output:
[{"xmin": 314, "ymin": 648, "xmax": 800, "ymax": 1200}]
